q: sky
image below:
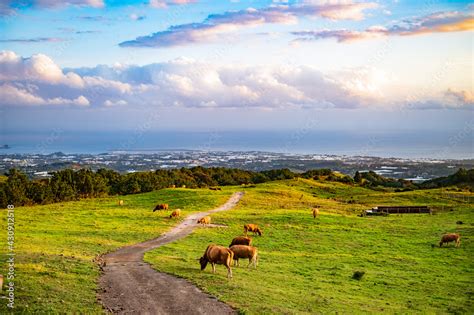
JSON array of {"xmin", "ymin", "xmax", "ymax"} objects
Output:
[{"xmin": 0, "ymin": 0, "xmax": 473, "ymax": 147}]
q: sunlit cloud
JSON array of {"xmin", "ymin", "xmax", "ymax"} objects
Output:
[
  {"xmin": 0, "ymin": 84, "xmax": 90, "ymax": 106},
  {"xmin": 120, "ymin": 2, "xmax": 378, "ymax": 48},
  {"xmin": 292, "ymin": 10, "xmax": 474, "ymax": 42},
  {"xmin": 445, "ymin": 88, "xmax": 474, "ymax": 106},
  {"xmin": 1, "ymin": 50, "xmax": 469, "ymax": 111}
]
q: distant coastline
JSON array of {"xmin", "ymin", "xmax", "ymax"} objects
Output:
[
  {"xmin": 1, "ymin": 150, "xmax": 472, "ymax": 182},
  {"xmin": 1, "ymin": 130, "xmax": 473, "ymax": 159}
]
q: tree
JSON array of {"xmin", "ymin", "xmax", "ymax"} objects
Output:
[
  {"xmin": 0, "ymin": 184, "xmax": 7, "ymax": 208},
  {"xmin": 354, "ymin": 171, "xmax": 362, "ymax": 183},
  {"xmin": 50, "ymin": 169, "xmax": 77, "ymax": 201},
  {"xmin": 5, "ymin": 169, "xmax": 30, "ymax": 206}
]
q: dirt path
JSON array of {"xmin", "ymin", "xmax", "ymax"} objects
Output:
[{"xmin": 98, "ymin": 192, "xmax": 244, "ymax": 314}]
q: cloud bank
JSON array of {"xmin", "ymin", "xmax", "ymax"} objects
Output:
[
  {"xmin": 119, "ymin": 2, "xmax": 378, "ymax": 48},
  {"xmin": 1, "ymin": 51, "xmax": 470, "ymax": 110},
  {"xmin": 292, "ymin": 10, "xmax": 474, "ymax": 42}
]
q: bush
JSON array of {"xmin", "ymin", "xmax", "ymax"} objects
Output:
[{"xmin": 352, "ymin": 271, "xmax": 365, "ymax": 280}]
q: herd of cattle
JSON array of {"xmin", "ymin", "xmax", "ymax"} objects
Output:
[
  {"xmin": 149, "ymin": 201, "xmax": 264, "ymax": 279},
  {"xmin": 117, "ymin": 199, "xmax": 462, "ymax": 279},
  {"xmin": 199, "ymin": 235, "xmax": 258, "ymax": 279}
]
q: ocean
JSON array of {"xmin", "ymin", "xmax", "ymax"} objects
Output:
[{"xmin": 0, "ymin": 130, "xmax": 472, "ymax": 159}]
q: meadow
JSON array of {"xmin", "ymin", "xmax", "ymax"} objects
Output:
[
  {"xmin": 145, "ymin": 179, "xmax": 473, "ymax": 314},
  {"xmin": 0, "ymin": 188, "xmax": 230, "ymax": 313},
  {"xmin": 0, "ymin": 178, "xmax": 472, "ymax": 313}
]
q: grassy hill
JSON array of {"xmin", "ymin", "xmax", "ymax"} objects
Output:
[
  {"xmin": 0, "ymin": 179, "xmax": 472, "ymax": 313},
  {"xmin": 146, "ymin": 179, "xmax": 473, "ymax": 314},
  {"xmin": 0, "ymin": 188, "xmax": 231, "ymax": 313}
]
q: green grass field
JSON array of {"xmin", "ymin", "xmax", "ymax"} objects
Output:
[
  {"xmin": 0, "ymin": 188, "xmax": 231, "ymax": 313},
  {"xmin": 145, "ymin": 179, "xmax": 474, "ymax": 314},
  {"xmin": 0, "ymin": 179, "xmax": 472, "ymax": 314}
]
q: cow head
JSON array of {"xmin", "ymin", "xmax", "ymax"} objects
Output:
[
  {"xmin": 256, "ymin": 228, "xmax": 262, "ymax": 236},
  {"xmin": 199, "ymin": 256, "xmax": 208, "ymax": 270}
]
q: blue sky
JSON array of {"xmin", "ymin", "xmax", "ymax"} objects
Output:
[{"xmin": 0, "ymin": 0, "xmax": 473, "ymax": 138}]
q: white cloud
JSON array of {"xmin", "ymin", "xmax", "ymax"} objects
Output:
[
  {"xmin": 292, "ymin": 10, "xmax": 474, "ymax": 43},
  {"xmin": 0, "ymin": 51, "xmax": 469, "ymax": 111},
  {"xmin": 445, "ymin": 88, "xmax": 474, "ymax": 107},
  {"xmin": 0, "ymin": 50, "xmax": 83, "ymax": 87},
  {"xmin": 149, "ymin": 0, "xmax": 197, "ymax": 9},
  {"xmin": 0, "ymin": 83, "xmax": 90, "ymax": 106},
  {"xmin": 104, "ymin": 99, "xmax": 127, "ymax": 107},
  {"xmin": 0, "ymin": 51, "xmax": 133, "ymax": 107},
  {"xmin": 129, "ymin": 13, "xmax": 146, "ymax": 21},
  {"xmin": 121, "ymin": 2, "xmax": 378, "ymax": 47},
  {"xmin": 32, "ymin": 0, "xmax": 104, "ymax": 9},
  {"xmin": 0, "ymin": 0, "xmax": 104, "ymax": 15}
]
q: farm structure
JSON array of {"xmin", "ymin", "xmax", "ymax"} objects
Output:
[{"xmin": 363, "ymin": 206, "xmax": 432, "ymax": 216}]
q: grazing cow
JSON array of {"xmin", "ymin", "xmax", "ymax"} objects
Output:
[
  {"xmin": 197, "ymin": 216, "xmax": 211, "ymax": 224},
  {"xmin": 199, "ymin": 244, "xmax": 233, "ymax": 279},
  {"xmin": 439, "ymin": 233, "xmax": 461, "ymax": 247},
  {"xmin": 209, "ymin": 187, "xmax": 222, "ymax": 191},
  {"xmin": 229, "ymin": 236, "xmax": 252, "ymax": 247},
  {"xmin": 312, "ymin": 207, "xmax": 320, "ymax": 218},
  {"xmin": 153, "ymin": 204, "xmax": 169, "ymax": 212},
  {"xmin": 244, "ymin": 224, "xmax": 262, "ymax": 236},
  {"xmin": 118, "ymin": 200, "xmax": 124, "ymax": 206},
  {"xmin": 169, "ymin": 209, "xmax": 181, "ymax": 218},
  {"xmin": 229, "ymin": 245, "xmax": 258, "ymax": 268}
]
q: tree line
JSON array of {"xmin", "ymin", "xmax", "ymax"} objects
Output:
[{"xmin": 0, "ymin": 167, "xmax": 471, "ymax": 208}]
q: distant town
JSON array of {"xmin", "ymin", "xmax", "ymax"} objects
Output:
[{"xmin": 1, "ymin": 150, "xmax": 472, "ymax": 182}]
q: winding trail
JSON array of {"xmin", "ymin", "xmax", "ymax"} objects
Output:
[{"xmin": 98, "ymin": 192, "xmax": 244, "ymax": 314}]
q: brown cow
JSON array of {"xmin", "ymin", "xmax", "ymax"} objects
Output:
[
  {"xmin": 229, "ymin": 236, "xmax": 252, "ymax": 247},
  {"xmin": 169, "ymin": 209, "xmax": 181, "ymax": 218},
  {"xmin": 153, "ymin": 204, "xmax": 169, "ymax": 212},
  {"xmin": 118, "ymin": 200, "xmax": 124, "ymax": 206},
  {"xmin": 229, "ymin": 245, "xmax": 258, "ymax": 268},
  {"xmin": 244, "ymin": 224, "xmax": 262, "ymax": 236},
  {"xmin": 199, "ymin": 244, "xmax": 233, "ymax": 279},
  {"xmin": 197, "ymin": 216, "xmax": 211, "ymax": 224},
  {"xmin": 439, "ymin": 233, "xmax": 461, "ymax": 247},
  {"xmin": 312, "ymin": 207, "xmax": 320, "ymax": 218}
]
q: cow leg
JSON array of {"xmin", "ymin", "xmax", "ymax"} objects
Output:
[
  {"xmin": 211, "ymin": 263, "xmax": 216, "ymax": 273},
  {"xmin": 227, "ymin": 266, "xmax": 232, "ymax": 279}
]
